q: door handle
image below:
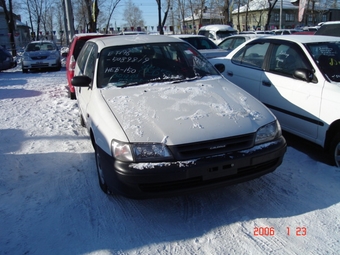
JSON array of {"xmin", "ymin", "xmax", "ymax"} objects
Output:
[
  {"xmin": 262, "ymin": 80, "xmax": 271, "ymax": 87},
  {"xmin": 226, "ymin": 71, "xmax": 233, "ymax": 77}
]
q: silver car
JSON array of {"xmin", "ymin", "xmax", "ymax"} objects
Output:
[
  {"xmin": 71, "ymin": 35, "xmax": 286, "ymax": 198},
  {"xmin": 22, "ymin": 41, "xmax": 61, "ymax": 73}
]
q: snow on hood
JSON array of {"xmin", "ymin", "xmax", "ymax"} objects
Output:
[{"xmin": 101, "ymin": 76, "xmax": 274, "ymax": 145}]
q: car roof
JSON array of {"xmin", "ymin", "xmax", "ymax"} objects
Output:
[
  {"xmin": 89, "ymin": 35, "xmax": 184, "ymax": 48},
  {"xmin": 168, "ymin": 34, "xmax": 207, "ymax": 39},
  {"xmin": 199, "ymin": 24, "xmax": 237, "ymax": 31},
  {"xmin": 259, "ymin": 35, "xmax": 340, "ymax": 43}
]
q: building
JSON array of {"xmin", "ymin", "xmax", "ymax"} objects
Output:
[
  {"xmin": 231, "ymin": 0, "xmax": 329, "ymax": 31},
  {"xmin": 0, "ymin": 7, "xmax": 30, "ymax": 51},
  {"xmin": 182, "ymin": 1, "xmax": 334, "ymax": 34}
]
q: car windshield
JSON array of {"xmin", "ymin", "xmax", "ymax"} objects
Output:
[
  {"xmin": 97, "ymin": 42, "xmax": 220, "ymax": 88},
  {"xmin": 216, "ymin": 31, "xmax": 237, "ymax": 40},
  {"xmin": 306, "ymin": 41, "xmax": 340, "ymax": 82},
  {"xmin": 26, "ymin": 42, "xmax": 56, "ymax": 52}
]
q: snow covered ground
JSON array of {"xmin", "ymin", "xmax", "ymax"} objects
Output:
[{"xmin": 0, "ymin": 66, "xmax": 339, "ymax": 255}]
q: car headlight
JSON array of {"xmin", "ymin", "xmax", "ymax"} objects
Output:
[
  {"xmin": 255, "ymin": 120, "xmax": 281, "ymax": 145},
  {"xmin": 111, "ymin": 140, "xmax": 174, "ymax": 162},
  {"xmin": 22, "ymin": 53, "xmax": 30, "ymax": 61}
]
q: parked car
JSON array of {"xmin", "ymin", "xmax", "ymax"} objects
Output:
[
  {"xmin": 66, "ymin": 33, "xmax": 115, "ymax": 99},
  {"xmin": 71, "ymin": 35, "xmax": 286, "ymax": 198},
  {"xmin": 168, "ymin": 34, "xmax": 229, "ymax": 58},
  {"xmin": 218, "ymin": 34, "xmax": 269, "ymax": 55},
  {"xmin": 239, "ymin": 31, "xmax": 275, "ymax": 35},
  {"xmin": 271, "ymin": 29, "xmax": 303, "ymax": 35},
  {"xmin": 0, "ymin": 46, "xmax": 17, "ymax": 71},
  {"xmin": 198, "ymin": 24, "xmax": 238, "ymax": 45},
  {"xmin": 315, "ymin": 21, "xmax": 340, "ymax": 37},
  {"xmin": 21, "ymin": 40, "xmax": 61, "ymax": 73},
  {"xmin": 210, "ymin": 35, "xmax": 340, "ymax": 167}
]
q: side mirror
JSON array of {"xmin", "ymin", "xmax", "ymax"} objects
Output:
[
  {"xmin": 293, "ymin": 68, "xmax": 317, "ymax": 83},
  {"xmin": 71, "ymin": 75, "xmax": 92, "ymax": 87},
  {"xmin": 214, "ymin": 63, "xmax": 225, "ymax": 73}
]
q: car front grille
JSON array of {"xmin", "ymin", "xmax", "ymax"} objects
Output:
[
  {"xmin": 31, "ymin": 63, "xmax": 50, "ymax": 68},
  {"xmin": 31, "ymin": 56, "xmax": 48, "ymax": 60},
  {"xmin": 170, "ymin": 133, "xmax": 255, "ymax": 160}
]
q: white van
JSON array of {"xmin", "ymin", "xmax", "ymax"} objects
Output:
[{"xmin": 198, "ymin": 24, "xmax": 237, "ymax": 45}]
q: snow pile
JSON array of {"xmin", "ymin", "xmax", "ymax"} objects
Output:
[{"xmin": 0, "ymin": 66, "xmax": 339, "ymax": 254}]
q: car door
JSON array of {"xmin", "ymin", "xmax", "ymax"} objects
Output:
[
  {"xmin": 75, "ymin": 42, "xmax": 97, "ymax": 122},
  {"xmin": 224, "ymin": 40, "xmax": 270, "ymax": 99},
  {"xmin": 260, "ymin": 42, "xmax": 323, "ymax": 140}
]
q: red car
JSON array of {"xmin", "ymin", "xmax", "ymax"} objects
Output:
[{"xmin": 66, "ymin": 33, "xmax": 114, "ymax": 99}]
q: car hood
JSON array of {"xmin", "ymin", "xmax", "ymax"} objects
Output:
[
  {"xmin": 100, "ymin": 76, "xmax": 275, "ymax": 145},
  {"xmin": 199, "ymin": 49, "xmax": 228, "ymax": 59}
]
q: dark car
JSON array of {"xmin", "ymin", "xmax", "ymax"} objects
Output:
[
  {"xmin": 315, "ymin": 21, "xmax": 340, "ymax": 37},
  {"xmin": 66, "ymin": 33, "xmax": 115, "ymax": 99},
  {"xmin": 168, "ymin": 35, "xmax": 229, "ymax": 59},
  {"xmin": 0, "ymin": 46, "xmax": 17, "ymax": 71}
]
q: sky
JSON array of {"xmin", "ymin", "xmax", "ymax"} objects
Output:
[
  {"xmin": 0, "ymin": 58, "xmax": 340, "ymax": 254},
  {"xmin": 112, "ymin": 0, "xmax": 161, "ymax": 29}
]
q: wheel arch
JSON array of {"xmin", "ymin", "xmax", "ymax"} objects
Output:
[{"xmin": 324, "ymin": 119, "xmax": 340, "ymax": 152}]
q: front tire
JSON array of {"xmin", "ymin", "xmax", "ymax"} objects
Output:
[
  {"xmin": 330, "ymin": 133, "xmax": 340, "ymax": 167},
  {"xmin": 95, "ymin": 144, "xmax": 110, "ymax": 194}
]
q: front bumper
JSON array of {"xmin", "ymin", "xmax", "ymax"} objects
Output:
[
  {"xmin": 98, "ymin": 137, "xmax": 286, "ymax": 199},
  {"xmin": 22, "ymin": 59, "xmax": 60, "ymax": 70}
]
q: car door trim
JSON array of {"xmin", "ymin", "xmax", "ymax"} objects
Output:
[{"xmin": 265, "ymin": 103, "xmax": 324, "ymax": 126}]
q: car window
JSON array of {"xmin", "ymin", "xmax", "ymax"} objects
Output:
[
  {"xmin": 83, "ymin": 44, "xmax": 97, "ymax": 79},
  {"xmin": 219, "ymin": 38, "xmax": 233, "ymax": 50},
  {"xmin": 233, "ymin": 38, "xmax": 247, "ymax": 48},
  {"xmin": 97, "ymin": 42, "xmax": 219, "ymax": 88},
  {"xmin": 73, "ymin": 39, "xmax": 87, "ymax": 60},
  {"xmin": 307, "ymin": 42, "xmax": 340, "ymax": 82},
  {"xmin": 268, "ymin": 44, "xmax": 310, "ymax": 77},
  {"xmin": 232, "ymin": 42, "xmax": 269, "ymax": 69},
  {"xmin": 77, "ymin": 43, "xmax": 94, "ymax": 75}
]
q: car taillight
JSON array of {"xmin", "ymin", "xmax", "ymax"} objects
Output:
[{"xmin": 69, "ymin": 55, "xmax": 76, "ymax": 71}]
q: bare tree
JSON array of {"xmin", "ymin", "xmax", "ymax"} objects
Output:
[
  {"xmin": 104, "ymin": 0, "xmax": 121, "ymax": 33},
  {"xmin": 123, "ymin": 0, "xmax": 144, "ymax": 30},
  {"xmin": 0, "ymin": 0, "xmax": 17, "ymax": 55},
  {"xmin": 264, "ymin": 0, "xmax": 278, "ymax": 30},
  {"xmin": 84, "ymin": 0, "xmax": 99, "ymax": 32}
]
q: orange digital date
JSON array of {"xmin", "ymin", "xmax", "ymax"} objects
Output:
[
  {"xmin": 253, "ymin": 227, "xmax": 275, "ymax": 236},
  {"xmin": 287, "ymin": 227, "xmax": 307, "ymax": 236}
]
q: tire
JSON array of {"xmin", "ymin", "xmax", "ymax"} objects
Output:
[
  {"xmin": 80, "ymin": 114, "xmax": 85, "ymax": 127},
  {"xmin": 95, "ymin": 144, "xmax": 110, "ymax": 194},
  {"xmin": 22, "ymin": 68, "xmax": 28, "ymax": 73},
  {"xmin": 68, "ymin": 90, "xmax": 76, "ymax": 100},
  {"xmin": 330, "ymin": 133, "xmax": 340, "ymax": 167}
]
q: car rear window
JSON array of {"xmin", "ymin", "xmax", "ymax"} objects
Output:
[{"xmin": 74, "ymin": 40, "xmax": 87, "ymax": 60}]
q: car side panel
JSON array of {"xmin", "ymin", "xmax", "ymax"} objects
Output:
[{"xmin": 260, "ymin": 72, "xmax": 322, "ymax": 141}]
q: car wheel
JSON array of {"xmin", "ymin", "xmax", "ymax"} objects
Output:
[
  {"xmin": 330, "ymin": 133, "xmax": 340, "ymax": 167},
  {"xmin": 80, "ymin": 114, "xmax": 85, "ymax": 127},
  {"xmin": 95, "ymin": 144, "xmax": 110, "ymax": 194},
  {"xmin": 69, "ymin": 91, "xmax": 76, "ymax": 100}
]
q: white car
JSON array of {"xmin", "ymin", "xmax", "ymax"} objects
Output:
[
  {"xmin": 71, "ymin": 35, "xmax": 286, "ymax": 198},
  {"xmin": 210, "ymin": 35, "xmax": 340, "ymax": 167}
]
